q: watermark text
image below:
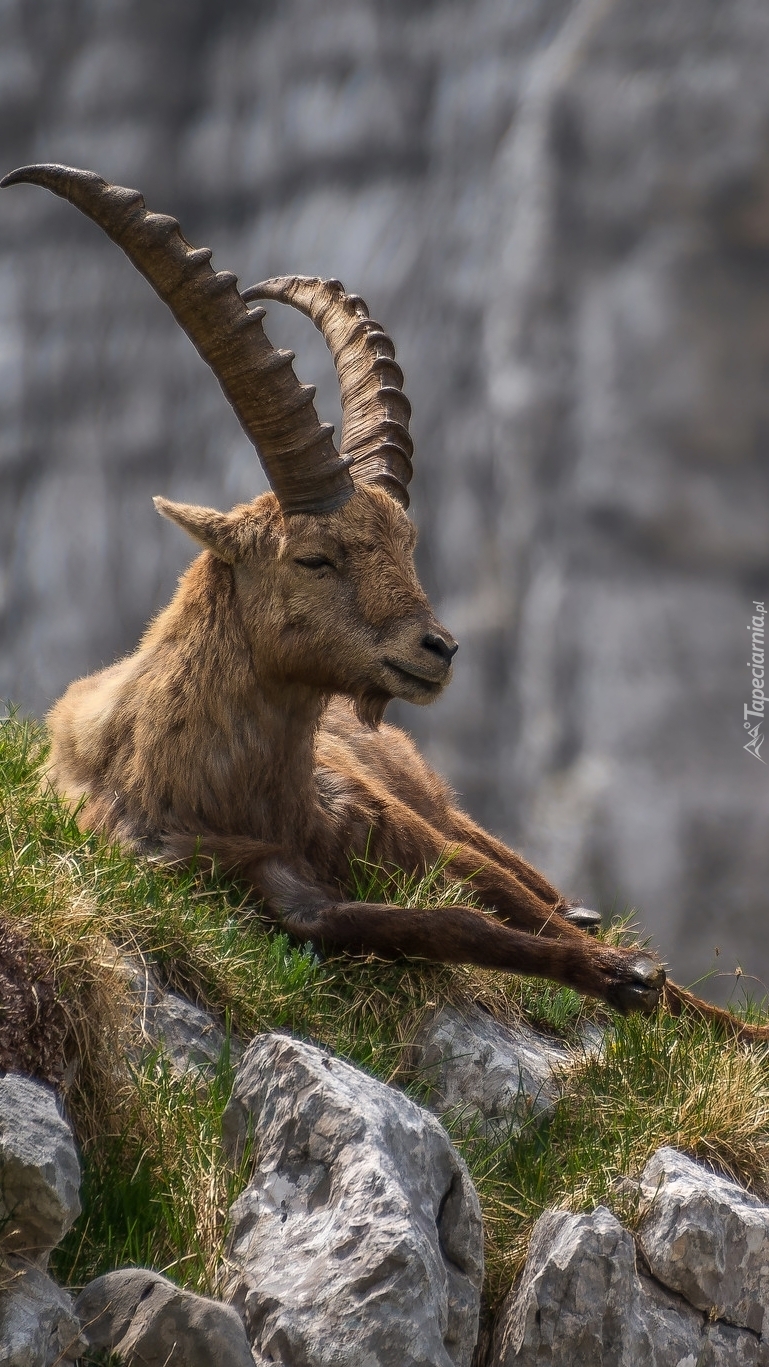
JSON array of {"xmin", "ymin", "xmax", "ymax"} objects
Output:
[{"xmin": 744, "ymin": 600, "xmax": 766, "ymax": 763}]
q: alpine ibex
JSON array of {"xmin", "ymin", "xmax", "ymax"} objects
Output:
[{"xmin": 3, "ymin": 164, "xmax": 763, "ymax": 1040}]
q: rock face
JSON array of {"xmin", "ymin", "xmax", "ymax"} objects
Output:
[
  {"xmin": 637, "ymin": 1146, "xmax": 769, "ymax": 1335},
  {"xmin": 0, "ymin": 1075, "xmax": 80, "ymax": 1260},
  {"xmin": 0, "ymin": 1259, "xmax": 84, "ymax": 1366},
  {"xmin": 412, "ymin": 1004, "xmax": 570, "ymax": 1135},
  {"xmin": 75, "ymin": 1267, "xmax": 255, "ymax": 1367},
  {"xmin": 492, "ymin": 1203, "xmax": 768, "ymax": 1367},
  {"xmin": 0, "ymin": 1078, "xmax": 84, "ymax": 1366},
  {"xmin": 2, "ymin": 0, "xmax": 769, "ymax": 999},
  {"xmin": 221, "ymin": 1032, "xmax": 484, "ymax": 1367},
  {"xmin": 484, "ymin": 0, "xmax": 769, "ymax": 1000},
  {"xmin": 120, "ymin": 955, "xmax": 241, "ymax": 1075}
]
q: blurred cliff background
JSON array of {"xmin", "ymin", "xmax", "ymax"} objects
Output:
[{"xmin": 1, "ymin": 0, "xmax": 768, "ymax": 1002}]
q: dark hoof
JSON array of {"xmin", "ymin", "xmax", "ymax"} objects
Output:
[
  {"xmin": 562, "ymin": 906, "xmax": 602, "ymax": 935},
  {"xmin": 606, "ymin": 955, "xmax": 666, "ymax": 1014}
]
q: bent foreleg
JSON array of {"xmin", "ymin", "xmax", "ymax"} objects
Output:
[
  {"xmin": 444, "ymin": 810, "xmax": 602, "ymax": 931},
  {"xmin": 254, "ymin": 856, "xmax": 665, "ymax": 1014},
  {"xmin": 369, "ymin": 795, "xmax": 594, "ymax": 941}
]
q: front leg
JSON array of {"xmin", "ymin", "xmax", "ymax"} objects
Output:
[
  {"xmin": 363, "ymin": 791, "xmax": 601, "ymax": 944},
  {"xmin": 160, "ymin": 831, "xmax": 665, "ymax": 1015},
  {"xmin": 444, "ymin": 809, "xmax": 602, "ymax": 932},
  {"xmin": 256, "ymin": 855, "xmax": 665, "ymax": 1014}
]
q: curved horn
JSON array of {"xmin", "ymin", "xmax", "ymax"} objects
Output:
[
  {"xmin": 0, "ymin": 165, "xmax": 354, "ymax": 516},
  {"xmin": 241, "ymin": 276, "xmax": 413, "ymax": 509}
]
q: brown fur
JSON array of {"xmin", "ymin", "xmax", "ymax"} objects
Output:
[{"xmin": 47, "ymin": 486, "xmax": 766, "ymax": 1037}]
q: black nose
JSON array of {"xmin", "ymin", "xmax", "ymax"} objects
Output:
[{"xmin": 421, "ymin": 631, "xmax": 459, "ymax": 665}]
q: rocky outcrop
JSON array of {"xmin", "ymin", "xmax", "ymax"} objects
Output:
[
  {"xmin": 3, "ymin": 1032, "xmax": 769, "ymax": 1367},
  {"xmin": 221, "ymin": 1031, "xmax": 484, "ymax": 1367},
  {"xmin": 490, "ymin": 1149, "xmax": 769, "ymax": 1366},
  {"xmin": 121, "ymin": 955, "xmax": 242, "ymax": 1075},
  {"xmin": 412, "ymin": 1004, "xmax": 573, "ymax": 1136},
  {"xmin": 0, "ymin": 1259, "xmax": 84, "ymax": 1366},
  {"xmin": 75, "ymin": 1267, "xmax": 255, "ymax": 1367},
  {"xmin": 0, "ymin": 1075, "xmax": 80, "ymax": 1261},
  {"xmin": 637, "ymin": 1146, "xmax": 769, "ymax": 1335}
]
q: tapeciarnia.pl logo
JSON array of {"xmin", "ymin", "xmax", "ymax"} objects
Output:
[{"xmin": 744, "ymin": 600, "xmax": 766, "ymax": 763}]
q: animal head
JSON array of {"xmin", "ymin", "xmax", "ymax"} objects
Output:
[
  {"xmin": 154, "ymin": 486, "xmax": 456, "ymax": 725},
  {"xmin": 1, "ymin": 164, "xmax": 457, "ymax": 724}
]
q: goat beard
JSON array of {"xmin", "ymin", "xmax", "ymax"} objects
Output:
[{"xmin": 354, "ymin": 687, "xmax": 392, "ymax": 729}]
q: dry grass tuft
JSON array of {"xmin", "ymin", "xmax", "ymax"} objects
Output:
[{"xmin": 470, "ymin": 1010, "xmax": 769, "ymax": 1305}]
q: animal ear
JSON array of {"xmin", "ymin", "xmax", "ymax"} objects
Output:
[{"xmin": 153, "ymin": 497, "xmax": 243, "ymax": 563}]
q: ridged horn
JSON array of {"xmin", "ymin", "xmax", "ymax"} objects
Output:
[
  {"xmin": 241, "ymin": 276, "xmax": 413, "ymax": 509},
  {"xmin": 0, "ymin": 165, "xmax": 354, "ymax": 516}
]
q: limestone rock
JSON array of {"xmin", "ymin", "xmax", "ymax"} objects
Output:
[
  {"xmin": 698, "ymin": 1319, "xmax": 769, "ymax": 1367},
  {"xmin": 0, "ymin": 1258, "xmax": 84, "ymax": 1366},
  {"xmin": 120, "ymin": 956, "xmax": 241, "ymax": 1075},
  {"xmin": 221, "ymin": 1032, "xmax": 484, "ymax": 1367},
  {"xmin": 145, "ymin": 990, "xmax": 242, "ymax": 1075},
  {"xmin": 0, "ymin": 1075, "xmax": 80, "ymax": 1259},
  {"xmin": 637, "ymin": 1146, "xmax": 769, "ymax": 1334},
  {"xmin": 493, "ymin": 1206, "xmax": 650, "ymax": 1366},
  {"xmin": 75, "ymin": 1267, "xmax": 255, "ymax": 1367},
  {"xmin": 412, "ymin": 1004, "xmax": 570, "ymax": 1134},
  {"xmin": 491, "ymin": 1204, "xmax": 767, "ymax": 1366}
]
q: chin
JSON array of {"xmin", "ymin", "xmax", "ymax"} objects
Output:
[{"xmin": 353, "ymin": 688, "xmax": 394, "ymax": 728}]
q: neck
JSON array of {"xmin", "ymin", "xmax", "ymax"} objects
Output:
[{"xmin": 110, "ymin": 554, "xmax": 328, "ymax": 847}]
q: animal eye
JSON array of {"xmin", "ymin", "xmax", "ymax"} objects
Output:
[{"xmin": 294, "ymin": 555, "xmax": 335, "ymax": 571}]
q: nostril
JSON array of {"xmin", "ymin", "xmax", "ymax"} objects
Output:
[{"xmin": 422, "ymin": 632, "xmax": 459, "ymax": 665}]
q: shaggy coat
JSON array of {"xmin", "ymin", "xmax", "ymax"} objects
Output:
[
  {"xmin": 50, "ymin": 487, "xmax": 671, "ymax": 1015},
  {"xmin": 7, "ymin": 160, "xmax": 762, "ymax": 1040}
]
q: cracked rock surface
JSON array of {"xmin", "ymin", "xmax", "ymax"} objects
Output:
[
  {"xmin": 0, "ymin": 1258, "xmax": 84, "ymax": 1366},
  {"xmin": 0, "ymin": 1075, "xmax": 80, "ymax": 1261},
  {"xmin": 637, "ymin": 1146, "xmax": 769, "ymax": 1335},
  {"xmin": 412, "ymin": 1004, "xmax": 573, "ymax": 1135},
  {"xmin": 221, "ymin": 1032, "xmax": 484, "ymax": 1367},
  {"xmin": 75, "ymin": 1267, "xmax": 255, "ymax": 1367},
  {"xmin": 491, "ymin": 1201, "xmax": 768, "ymax": 1366}
]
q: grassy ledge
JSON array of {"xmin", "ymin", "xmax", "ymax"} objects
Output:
[{"xmin": 1, "ymin": 712, "xmax": 769, "ymax": 1311}]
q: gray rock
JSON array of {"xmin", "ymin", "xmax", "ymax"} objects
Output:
[
  {"xmin": 144, "ymin": 990, "xmax": 242, "ymax": 1075},
  {"xmin": 119, "ymin": 955, "xmax": 242, "ymax": 1075},
  {"xmin": 491, "ymin": 1202, "xmax": 768, "ymax": 1366},
  {"xmin": 75, "ymin": 1266, "xmax": 255, "ymax": 1367},
  {"xmin": 0, "ymin": 1257, "xmax": 84, "ymax": 1366},
  {"xmin": 412, "ymin": 1004, "xmax": 570, "ymax": 1135},
  {"xmin": 0, "ymin": 1075, "xmax": 80, "ymax": 1259},
  {"xmin": 493, "ymin": 1206, "xmax": 653, "ymax": 1367},
  {"xmin": 699, "ymin": 1320, "xmax": 769, "ymax": 1367},
  {"xmin": 637, "ymin": 1146, "xmax": 769, "ymax": 1334},
  {"xmin": 221, "ymin": 1032, "xmax": 484, "ymax": 1367},
  {"xmin": 635, "ymin": 1274, "xmax": 768, "ymax": 1367}
]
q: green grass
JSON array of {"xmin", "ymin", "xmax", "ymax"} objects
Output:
[{"xmin": 2, "ymin": 712, "xmax": 769, "ymax": 1311}]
